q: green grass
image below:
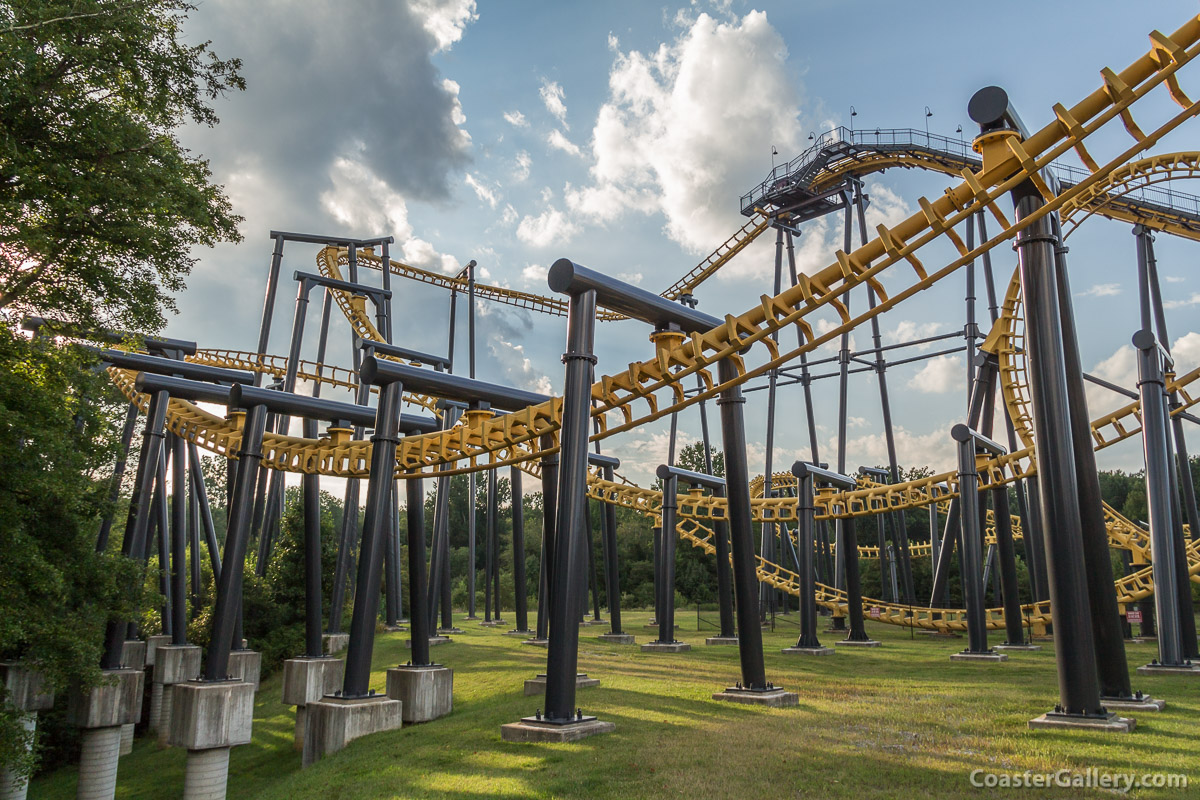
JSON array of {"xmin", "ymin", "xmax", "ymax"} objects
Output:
[{"xmin": 33, "ymin": 612, "xmax": 1200, "ymax": 799}]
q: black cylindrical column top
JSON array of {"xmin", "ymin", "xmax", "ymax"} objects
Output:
[
  {"xmin": 587, "ymin": 452, "xmax": 621, "ymax": 469},
  {"xmin": 548, "ymin": 259, "xmax": 721, "ymax": 332},
  {"xmin": 655, "ymin": 463, "xmax": 726, "ymax": 492},
  {"xmin": 25, "ymin": 316, "xmax": 199, "ymax": 355},
  {"xmin": 358, "ymin": 339, "xmax": 452, "ymax": 371},
  {"xmin": 135, "ymin": 373, "xmax": 241, "ymax": 405},
  {"xmin": 790, "ymin": 461, "xmax": 856, "ymax": 490},
  {"xmin": 950, "ymin": 423, "xmax": 1006, "ymax": 455},
  {"xmin": 93, "ymin": 348, "xmax": 254, "ymax": 385},
  {"xmin": 967, "ymin": 86, "xmax": 1030, "ymax": 138},
  {"xmin": 228, "ymin": 383, "xmax": 437, "ymax": 434},
  {"xmin": 360, "ymin": 355, "xmax": 551, "ymax": 412}
]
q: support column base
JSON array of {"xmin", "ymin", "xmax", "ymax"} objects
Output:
[
  {"xmin": 834, "ymin": 639, "xmax": 881, "ymax": 648},
  {"xmin": 226, "ymin": 650, "xmax": 261, "ymax": 689},
  {"xmin": 500, "ymin": 716, "xmax": 614, "ymax": 743},
  {"xmin": 521, "ymin": 638, "xmax": 549, "ymax": 648},
  {"xmin": 705, "ymin": 636, "xmax": 739, "ymax": 646},
  {"xmin": 303, "ymin": 695, "xmax": 403, "ymax": 767},
  {"xmin": 781, "ymin": 646, "xmax": 834, "ymax": 656},
  {"xmin": 406, "ymin": 636, "xmax": 450, "ymax": 648},
  {"xmin": 994, "ymin": 644, "xmax": 1041, "ymax": 652},
  {"xmin": 1028, "ymin": 712, "xmax": 1134, "ymax": 733},
  {"xmin": 1137, "ymin": 662, "xmax": 1200, "ymax": 676},
  {"xmin": 144, "ymin": 634, "xmax": 172, "ymax": 667},
  {"xmin": 640, "ymin": 641, "xmax": 691, "ymax": 653},
  {"xmin": 950, "ymin": 651, "xmax": 1008, "ymax": 662},
  {"xmin": 385, "ymin": 665, "xmax": 453, "ymax": 723},
  {"xmin": 523, "ymin": 673, "xmax": 599, "ymax": 696},
  {"xmin": 167, "ymin": 680, "xmax": 254, "ymax": 749},
  {"xmin": 504, "ymin": 629, "xmax": 536, "ymax": 638},
  {"xmin": 579, "ymin": 619, "xmax": 606, "ymax": 626},
  {"xmin": 478, "ymin": 620, "xmax": 503, "ymax": 627},
  {"xmin": 282, "ymin": 657, "xmax": 345, "ymax": 750},
  {"xmin": 384, "ymin": 625, "xmax": 407, "ymax": 633},
  {"xmin": 321, "ymin": 633, "xmax": 350, "ymax": 655},
  {"xmin": 120, "ymin": 640, "xmax": 147, "ymax": 671},
  {"xmin": 437, "ymin": 627, "xmax": 465, "ymax": 635},
  {"xmin": 711, "ymin": 687, "xmax": 798, "ymax": 707},
  {"xmin": 1102, "ymin": 694, "xmax": 1165, "ymax": 712},
  {"xmin": 597, "ymin": 633, "xmax": 635, "ymax": 644}
]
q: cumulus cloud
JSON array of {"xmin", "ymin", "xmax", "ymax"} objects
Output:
[
  {"xmin": 837, "ymin": 425, "xmax": 958, "ymax": 475},
  {"xmin": 906, "ymin": 355, "xmax": 959, "ymax": 394},
  {"xmin": 539, "ymin": 79, "xmax": 569, "ymax": 127},
  {"xmin": 521, "ymin": 264, "xmax": 545, "ymax": 284},
  {"xmin": 1164, "ymin": 292, "xmax": 1200, "ymax": 309},
  {"xmin": 1077, "ymin": 282, "xmax": 1122, "ymax": 298},
  {"xmin": 1165, "ymin": 275, "xmax": 1186, "ymax": 284},
  {"xmin": 547, "ymin": 129, "xmax": 583, "ymax": 157},
  {"xmin": 488, "ymin": 336, "xmax": 554, "ymax": 395},
  {"xmin": 616, "ymin": 271, "xmax": 644, "ymax": 286},
  {"xmin": 409, "ymin": 0, "xmax": 478, "ymax": 52},
  {"xmin": 888, "ymin": 320, "xmax": 943, "ymax": 351},
  {"xmin": 513, "ymin": 151, "xmax": 532, "ymax": 182},
  {"xmin": 566, "ymin": 11, "xmax": 804, "ymax": 255},
  {"xmin": 503, "ymin": 110, "xmax": 529, "ymax": 127},
  {"xmin": 516, "ymin": 207, "xmax": 579, "ymax": 248},
  {"xmin": 403, "ymin": 237, "xmax": 461, "ymax": 274},
  {"xmin": 464, "ymin": 173, "xmax": 498, "ymax": 208}
]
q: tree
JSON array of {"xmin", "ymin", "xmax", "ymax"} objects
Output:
[{"xmin": 0, "ymin": 0, "xmax": 244, "ymax": 332}]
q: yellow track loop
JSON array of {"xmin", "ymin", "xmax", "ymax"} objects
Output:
[{"xmin": 1061, "ymin": 151, "xmax": 1200, "ymax": 240}]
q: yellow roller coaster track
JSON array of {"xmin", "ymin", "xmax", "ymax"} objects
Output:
[{"xmin": 103, "ymin": 16, "xmax": 1200, "ymax": 632}]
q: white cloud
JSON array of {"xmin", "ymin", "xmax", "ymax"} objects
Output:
[
  {"xmin": 1165, "ymin": 275, "xmax": 1186, "ymax": 283},
  {"xmin": 568, "ymin": 11, "xmax": 804, "ymax": 255},
  {"xmin": 1164, "ymin": 292, "xmax": 1200, "ymax": 310},
  {"xmin": 837, "ymin": 425, "xmax": 958, "ymax": 475},
  {"xmin": 503, "ymin": 110, "xmax": 529, "ymax": 128},
  {"xmin": 409, "ymin": 0, "xmax": 478, "ymax": 52},
  {"xmin": 1077, "ymin": 282, "xmax": 1122, "ymax": 298},
  {"xmin": 547, "ymin": 129, "xmax": 582, "ymax": 157},
  {"xmin": 513, "ymin": 151, "xmax": 532, "ymax": 182},
  {"xmin": 888, "ymin": 320, "xmax": 943, "ymax": 351},
  {"xmin": 521, "ymin": 264, "xmax": 545, "ymax": 284},
  {"xmin": 499, "ymin": 204, "xmax": 518, "ymax": 226},
  {"xmin": 1171, "ymin": 330, "xmax": 1200, "ymax": 369},
  {"xmin": 402, "ymin": 237, "xmax": 461, "ymax": 274},
  {"xmin": 516, "ymin": 207, "xmax": 579, "ymax": 248},
  {"xmin": 906, "ymin": 355, "xmax": 959, "ymax": 394},
  {"xmin": 464, "ymin": 173, "xmax": 497, "ymax": 208},
  {"xmin": 539, "ymin": 79, "xmax": 568, "ymax": 128},
  {"xmin": 488, "ymin": 337, "xmax": 553, "ymax": 395},
  {"xmin": 441, "ymin": 79, "xmax": 468, "ymax": 128},
  {"xmin": 320, "ymin": 154, "xmax": 413, "ymax": 237},
  {"xmin": 616, "ymin": 271, "xmax": 644, "ymax": 286}
]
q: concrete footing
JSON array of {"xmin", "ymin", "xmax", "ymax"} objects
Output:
[
  {"xmin": 711, "ymin": 687, "xmax": 799, "ymax": 707},
  {"xmin": 437, "ymin": 627, "xmax": 465, "ymax": 635},
  {"xmin": 0, "ymin": 666, "xmax": 49, "ymax": 800},
  {"xmin": 521, "ymin": 638, "xmax": 549, "ymax": 648},
  {"xmin": 782, "ymin": 646, "xmax": 834, "ymax": 656},
  {"xmin": 144, "ymin": 634, "xmax": 172, "ymax": 667},
  {"xmin": 523, "ymin": 673, "xmax": 599, "ymax": 696},
  {"xmin": 579, "ymin": 619, "xmax": 606, "ymax": 626},
  {"xmin": 640, "ymin": 641, "xmax": 691, "ymax": 653},
  {"xmin": 1028, "ymin": 712, "xmax": 1135, "ymax": 732},
  {"xmin": 993, "ymin": 644, "xmax": 1041, "ymax": 652},
  {"xmin": 70, "ymin": 669, "xmax": 144, "ymax": 800},
  {"xmin": 282, "ymin": 657, "xmax": 344, "ymax": 751},
  {"xmin": 406, "ymin": 636, "xmax": 450, "ymax": 649},
  {"xmin": 1102, "ymin": 694, "xmax": 1165, "ymax": 712},
  {"xmin": 154, "ymin": 645, "xmax": 202, "ymax": 747},
  {"xmin": 303, "ymin": 695, "xmax": 403, "ymax": 767},
  {"xmin": 168, "ymin": 680, "xmax": 255, "ymax": 750},
  {"xmin": 597, "ymin": 633, "xmax": 635, "ymax": 644},
  {"xmin": 226, "ymin": 650, "xmax": 261, "ymax": 689},
  {"xmin": 706, "ymin": 636, "xmax": 739, "ymax": 646},
  {"xmin": 950, "ymin": 651, "xmax": 1008, "ymax": 662},
  {"xmin": 385, "ymin": 665, "xmax": 453, "ymax": 723},
  {"xmin": 76, "ymin": 725, "xmax": 123, "ymax": 800},
  {"xmin": 0, "ymin": 713, "xmax": 35, "ymax": 800},
  {"xmin": 183, "ymin": 746, "xmax": 230, "ymax": 800},
  {"xmin": 478, "ymin": 620, "xmax": 503, "ymax": 627},
  {"xmin": 1137, "ymin": 662, "xmax": 1200, "ymax": 676},
  {"xmin": 120, "ymin": 640, "xmax": 147, "ymax": 671},
  {"xmin": 504, "ymin": 629, "xmax": 535, "ymax": 638},
  {"xmin": 322, "ymin": 633, "xmax": 350, "ymax": 655},
  {"xmin": 834, "ymin": 639, "xmax": 881, "ymax": 648},
  {"xmin": 500, "ymin": 716, "xmax": 614, "ymax": 743},
  {"xmin": 119, "ymin": 723, "xmax": 134, "ymax": 756}
]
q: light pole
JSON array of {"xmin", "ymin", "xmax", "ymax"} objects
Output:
[{"xmin": 924, "ymin": 105, "xmax": 933, "ymax": 139}]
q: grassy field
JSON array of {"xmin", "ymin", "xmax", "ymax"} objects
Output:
[{"xmin": 33, "ymin": 611, "xmax": 1200, "ymax": 799}]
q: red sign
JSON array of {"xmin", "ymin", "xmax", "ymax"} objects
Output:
[
  {"xmin": 869, "ymin": 607, "xmax": 881, "ymax": 619},
  {"xmin": 1127, "ymin": 609, "xmax": 1143, "ymax": 623}
]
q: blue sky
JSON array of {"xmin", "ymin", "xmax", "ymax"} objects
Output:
[{"xmin": 172, "ymin": 0, "xmax": 1200, "ymax": 487}]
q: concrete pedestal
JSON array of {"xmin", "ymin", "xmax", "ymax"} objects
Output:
[
  {"xmin": 580, "ymin": 618, "xmax": 606, "ymax": 626},
  {"xmin": 597, "ymin": 633, "xmax": 635, "ymax": 644},
  {"xmin": 168, "ymin": 680, "xmax": 254, "ymax": 749},
  {"xmin": 706, "ymin": 636, "xmax": 739, "ymax": 646},
  {"xmin": 950, "ymin": 651, "xmax": 1008, "ymax": 663},
  {"xmin": 521, "ymin": 638, "xmax": 549, "ymax": 648},
  {"xmin": 144, "ymin": 634, "xmax": 172, "ymax": 667},
  {"xmin": 282, "ymin": 657, "xmax": 344, "ymax": 751},
  {"xmin": 993, "ymin": 644, "xmax": 1041, "ymax": 652},
  {"xmin": 640, "ymin": 642, "xmax": 691, "ymax": 653},
  {"xmin": 154, "ymin": 645, "xmax": 202, "ymax": 747},
  {"xmin": 1, "ymin": 663, "xmax": 53, "ymax": 800},
  {"xmin": 1028, "ymin": 712, "xmax": 1135, "ymax": 732},
  {"xmin": 1102, "ymin": 694, "xmax": 1165, "ymax": 712},
  {"xmin": 478, "ymin": 620, "xmax": 502, "ymax": 627},
  {"xmin": 437, "ymin": 627, "xmax": 465, "ymax": 635},
  {"xmin": 303, "ymin": 695, "xmax": 403, "ymax": 767},
  {"xmin": 120, "ymin": 640, "xmax": 147, "ymax": 671},
  {"xmin": 322, "ymin": 633, "xmax": 350, "ymax": 655},
  {"xmin": 226, "ymin": 650, "xmax": 261, "ymax": 689},
  {"xmin": 1137, "ymin": 662, "xmax": 1200, "ymax": 676},
  {"xmin": 711, "ymin": 687, "xmax": 799, "ymax": 707},
  {"xmin": 384, "ymin": 624, "xmax": 407, "ymax": 633},
  {"xmin": 834, "ymin": 639, "xmax": 881, "ymax": 648},
  {"xmin": 523, "ymin": 673, "xmax": 599, "ymax": 696},
  {"xmin": 385, "ymin": 665, "xmax": 453, "ymax": 723},
  {"xmin": 504, "ymin": 629, "xmax": 536, "ymax": 638},
  {"xmin": 782, "ymin": 646, "xmax": 834, "ymax": 656},
  {"xmin": 70, "ymin": 669, "xmax": 144, "ymax": 800},
  {"xmin": 500, "ymin": 716, "xmax": 614, "ymax": 743},
  {"xmin": 406, "ymin": 636, "xmax": 450, "ymax": 648}
]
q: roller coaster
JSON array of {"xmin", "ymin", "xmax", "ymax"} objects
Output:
[{"xmin": 29, "ymin": 12, "xmax": 1200, "ymax": 797}]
